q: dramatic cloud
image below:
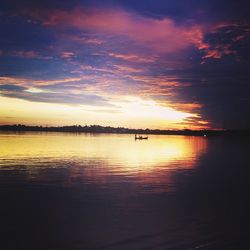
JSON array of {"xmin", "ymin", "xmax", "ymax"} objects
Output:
[
  {"xmin": 27, "ymin": 7, "xmax": 209, "ymax": 54},
  {"xmin": 0, "ymin": 0, "xmax": 250, "ymax": 129}
]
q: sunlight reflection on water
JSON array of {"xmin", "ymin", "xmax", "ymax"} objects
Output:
[
  {"xmin": 1, "ymin": 133, "xmax": 250, "ymax": 249},
  {"xmin": 0, "ymin": 132, "xmax": 207, "ymax": 193}
]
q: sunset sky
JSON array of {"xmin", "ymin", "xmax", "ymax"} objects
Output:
[{"xmin": 0, "ymin": 0, "xmax": 250, "ymax": 129}]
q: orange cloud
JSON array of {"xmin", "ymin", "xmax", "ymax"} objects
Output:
[
  {"xmin": 201, "ymin": 44, "xmax": 237, "ymax": 63},
  {"xmin": 108, "ymin": 52, "xmax": 156, "ymax": 63},
  {"xmin": 198, "ymin": 22, "xmax": 250, "ymax": 62},
  {"xmin": 168, "ymin": 103, "xmax": 203, "ymax": 113},
  {"xmin": 60, "ymin": 51, "xmax": 75, "ymax": 59}
]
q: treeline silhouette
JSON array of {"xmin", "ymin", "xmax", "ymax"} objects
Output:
[{"xmin": 1, "ymin": 124, "xmax": 250, "ymax": 136}]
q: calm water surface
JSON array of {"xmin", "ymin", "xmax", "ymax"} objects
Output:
[{"xmin": 0, "ymin": 132, "xmax": 250, "ymax": 249}]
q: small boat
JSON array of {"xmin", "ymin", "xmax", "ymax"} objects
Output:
[{"xmin": 135, "ymin": 134, "xmax": 148, "ymax": 140}]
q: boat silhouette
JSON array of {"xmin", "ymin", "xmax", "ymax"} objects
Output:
[{"xmin": 135, "ymin": 134, "xmax": 148, "ymax": 140}]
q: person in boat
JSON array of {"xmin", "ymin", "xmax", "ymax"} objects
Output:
[{"xmin": 135, "ymin": 134, "xmax": 148, "ymax": 140}]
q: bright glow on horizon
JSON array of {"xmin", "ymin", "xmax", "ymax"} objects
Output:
[
  {"xmin": 119, "ymin": 96, "xmax": 196, "ymax": 122},
  {"xmin": 0, "ymin": 95, "xmax": 204, "ymax": 129}
]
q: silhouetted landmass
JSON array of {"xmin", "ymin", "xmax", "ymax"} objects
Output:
[{"xmin": 1, "ymin": 124, "xmax": 250, "ymax": 136}]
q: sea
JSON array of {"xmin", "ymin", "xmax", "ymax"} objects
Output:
[{"xmin": 0, "ymin": 132, "xmax": 250, "ymax": 249}]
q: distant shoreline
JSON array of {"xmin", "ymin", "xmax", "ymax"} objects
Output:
[{"xmin": 1, "ymin": 125, "xmax": 250, "ymax": 137}]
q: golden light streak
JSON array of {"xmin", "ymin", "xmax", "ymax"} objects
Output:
[{"xmin": 0, "ymin": 94, "xmax": 203, "ymax": 129}]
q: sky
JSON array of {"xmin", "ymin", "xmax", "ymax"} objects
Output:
[{"xmin": 0, "ymin": 0, "xmax": 250, "ymax": 129}]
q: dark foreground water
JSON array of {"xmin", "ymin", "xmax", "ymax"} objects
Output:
[{"xmin": 0, "ymin": 132, "xmax": 250, "ymax": 250}]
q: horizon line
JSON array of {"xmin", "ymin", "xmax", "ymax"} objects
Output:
[{"xmin": 1, "ymin": 124, "xmax": 250, "ymax": 135}]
